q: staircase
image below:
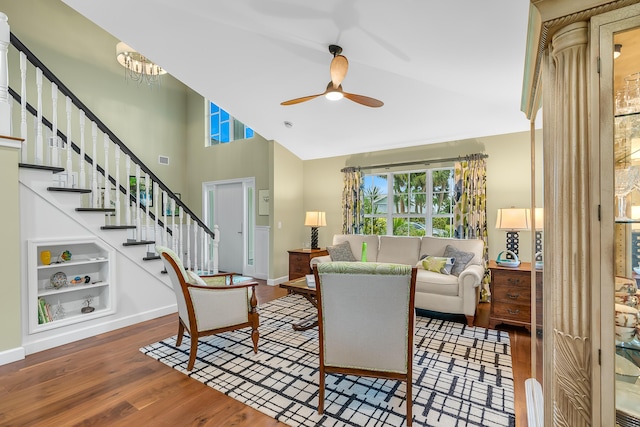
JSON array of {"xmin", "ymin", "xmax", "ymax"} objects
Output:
[{"xmin": 4, "ymin": 32, "xmax": 220, "ymax": 354}]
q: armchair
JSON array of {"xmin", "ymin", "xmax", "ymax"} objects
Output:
[
  {"xmin": 313, "ymin": 262, "xmax": 417, "ymax": 426},
  {"xmin": 156, "ymin": 245, "xmax": 259, "ymax": 371}
]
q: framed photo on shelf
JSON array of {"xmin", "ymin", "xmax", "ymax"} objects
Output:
[
  {"xmin": 162, "ymin": 192, "xmax": 181, "ymax": 216},
  {"xmin": 129, "ymin": 176, "xmax": 153, "ymax": 207}
]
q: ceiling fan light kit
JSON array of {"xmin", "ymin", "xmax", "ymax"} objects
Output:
[{"xmin": 280, "ymin": 45, "xmax": 383, "ymax": 108}]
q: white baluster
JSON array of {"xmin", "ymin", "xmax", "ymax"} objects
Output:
[
  {"xmin": 144, "ymin": 173, "xmax": 150, "ymax": 241},
  {"xmin": 171, "ymin": 198, "xmax": 176, "ymax": 249},
  {"xmin": 79, "ymin": 111, "xmax": 86, "ymax": 188},
  {"xmin": 51, "ymin": 82, "xmax": 58, "ymax": 168},
  {"xmin": 65, "ymin": 97, "xmax": 73, "ymax": 187},
  {"xmin": 154, "ymin": 182, "xmax": 160, "ymax": 244},
  {"xmin": 91, "ymin": 122, "xmax": 98, "ymax": 207},
  {"xmin": 114, "ymin": 145, "xmax": 121, "ymax": 226},
  {"xmin": 193, "ymin": 225, "xmax": 199, "ymax": 273},
  {"xmin": 35, "ymin": 68, "xmax": 43, "ymax": 165},
  {"xmin": 19, "ymin": 52, "xmax": 27, "ymax": 163},
  {"xmin": 103, "ymin": 134, "xmax": 110, "ymax": 209},
  {"xmin": 135, "ymin": 165, "xmax": 141, "ymax": 241},
  {"xmin": 179, "ymin": 206, "xmax": 184, "ymax": 267},
  {"xmin": 186, "ymin": 215, "xmax": 191, "ymax": 271},
  {"xmin": 125, "ymin": 155, "xmax": 131, "ymax": 225},
  {"xmin": 213, "ymin": 224, "xmax": 220, "ymax": 274},
  {"xmin": 163, "ymin": 190, "xmax": 168, "ymax": 246}
]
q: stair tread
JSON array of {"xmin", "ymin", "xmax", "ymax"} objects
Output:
[
  {"xmin": 101, "ymin": 225, "xmax": 136, "ymax": 230},
  {"xmin": 76, "ymin": 207, "xmax": 116, "ymax": 213},
  {"xmin": 19, "ymin": 163, "xmax": 65, "ymax": 173},
  {"xmin": 123, "ymin": 240, "xmax": 155, "ymax": 246},
  {"xmin": 48, "ymin": 187, "xmax": 92, "ymax": 194},
  {"xmin": 143, "ymin": 255, "xmax": 161, "ymax": 261}
]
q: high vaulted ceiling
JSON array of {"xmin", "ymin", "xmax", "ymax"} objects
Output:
[{"xmin": 61, "ymin": 0, "xmax": 533, "ymax": 160}]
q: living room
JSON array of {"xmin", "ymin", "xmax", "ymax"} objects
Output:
[{"xmin": 3, "ymin": 0, "xmax": 633, "ymax": 426}]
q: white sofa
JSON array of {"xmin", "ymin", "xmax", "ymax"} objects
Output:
[{"xmin": 311, "ymin": 234, "xmax": 485, "ymax": 326}]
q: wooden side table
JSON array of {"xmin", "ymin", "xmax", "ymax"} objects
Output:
[
  {"xmin": 488, "ymin": 260, "xmax": 542, "ymax": 331},
  {"xmin": 288, "ymin": 248, "xmax": 329, "ymax": 280}
]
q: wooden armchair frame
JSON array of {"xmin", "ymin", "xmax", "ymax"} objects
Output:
[{"xmin": 161, "ymin": 252, "xmax": 259, "ymax": 371}]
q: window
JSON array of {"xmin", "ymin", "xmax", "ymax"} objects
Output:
[
  {"xmin": 363, "ymin": 168, "xmax": 455, "ymax": 237},
  {"xmin": 206, "ymin": 100, "xmax": 254, "ymax": 145}
]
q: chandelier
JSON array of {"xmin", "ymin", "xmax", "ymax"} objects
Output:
[{"xmin": 116, "ymin": 42, "xmax": 166, "ymax": 87}]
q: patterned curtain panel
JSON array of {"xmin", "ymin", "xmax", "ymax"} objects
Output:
[
  {"xmin": 453, "ymin": 154, "xmax": 490, "ymax": 300},
  {"xmin": 342, "ymin": 168, "xmax": 363, "ymax": 234}
]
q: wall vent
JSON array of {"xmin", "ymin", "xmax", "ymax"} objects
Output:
[{"xmin": 158, "ymin": 155, "xmax": 170, "ymax": 165}]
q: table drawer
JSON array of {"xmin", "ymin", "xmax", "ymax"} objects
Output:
[
  {"xmin": 492, "ymin": 271, "xmax": 529, "ymax": 289},
  {"xmin": 492, "ymin": 285, "xmax": 531, "ymax": 304},
  {"xmin": 492, "ymin": 301, "xmax": 531, "ymax": 322}
]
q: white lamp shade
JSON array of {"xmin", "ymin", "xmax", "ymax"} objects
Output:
[
  {"xmin": 304, "ymin": 211, "xmax": 327, "ymax": 227},
  {"xmin": 495, "ymin": 208, "xmax": 530, "ymax": 231},
  {"xmin": 534, "ymin": 207, "xmax": 544, "ymax": 230}
]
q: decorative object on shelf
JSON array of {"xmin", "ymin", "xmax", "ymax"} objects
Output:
[
  {"xmin": 40, "ymin": 250, "xmax": 51, "ymax": 266},
  {"xmin": 495, "ymin": 207, "xmax": 530, "ymax": 266},
  {"xmin": 81, "ymin": 295, "xmax": 95, "ymax": 314},
  {"xmin": 116, "ymin": 41, "xmax": 166, "ymax": 87},
  {"xmin": 534, "ymin": 251, "xmax": 544, "ymax": 270},
  {"xmin": 304, "ymin": 211, "xmax": 326, "ymax": 249},
  {"xmin": 70, "ymin": 275, "xmax": 91, "ymax": 286},
  {"xmin": 56, "ymin": 250, "xmax": 72, "ymax": 263},
  {"xmin": 615, "ymin": 166, "xmax": 640, "ymax": 221},
  {"xmin": 496, "ymin": 250, "xmax": 521, "ymax": 268},
  {"xmin": 52, "ymin": 300, "xmax": 65, "ymax": 321},
  {"xmin": 50, "ymin": 271, "xmax": 68, "ymax": 289}
]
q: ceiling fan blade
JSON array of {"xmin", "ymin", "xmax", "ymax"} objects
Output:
[
  {"xmin": 280, "ymin": 93, "xmax": 324, "ymax": 106},
  {"xmin": 343, "ymin": 92, "xmax": 384, "ymax": 108},
  {"xmin": 330, "ymin": 54, "xmax": 348, "ymax": 88}
]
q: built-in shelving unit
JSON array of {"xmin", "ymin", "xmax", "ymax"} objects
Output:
[{"xmin": 27, "ymin": 237, "xmax": 116, "ymax": 333}]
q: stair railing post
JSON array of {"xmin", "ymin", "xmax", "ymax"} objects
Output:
[
  {"xmin": 114, "ymin": 145, "xmax": 121, "ymax": 226},
  {"xmin": 162, "ymin": 189, "xmax": 168, "ymax": 246},
  {"xmin": 65, "ymin": 97, "xmax": 73, "ymax": 187},
  {"xmin": 19, "ymin": 52, "xmax": 26, "ymax": 163},
  {"xmin": 193, "ymin": 224, "xmax": 198, "ymax": 273},
  {"xmin": 153, "ymin": 182, "xmax": 159, "ymax": 244},
  {"xmin": 51, "ymin": 82, "xmax": 58, "ymax": 168},
  {"xmin": 213, "ymin": 224, "xmax": 219, "ymax": 274},
  {"xmin": 186, "ymin": 215, "xmax": 191, "ymax": 271},
  {"xmin": 179, "ymin": 206, "xmax": 184, "ymax": 266},
  {"xmin": 125, "ymin": 155, "xmax": 131, "ymax": 225},
  {"xmin": 135, "ymin": 164, "xmax": 141, "ymax": 241},
  {"xmin": 103, "ymin": 134, "xmax": 110, "ymax": 209},
  {"xmin": 144, "ymin": 172, "xmax": 150, "ymax": 241},
  {"xmin": 91, "ymin": 122, "xmax": 98, "ymax": 207},
  {"xmin": 35, "ymin": 68, "xmax": 43, "ymax": 165},
  {"xmin": 79, "ymin": 110, "xmax": 86, "ymax": 189},
  {"xmin": 171, "ymin": 198, "xmax": 176, "ymax": 250}
]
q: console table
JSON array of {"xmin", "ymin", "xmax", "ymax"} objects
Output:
[
  {"xmin": 288, "ymin": 248, "xmax": 328, "ymax": 280},
  {"xmin": 488, "ymin": 260, "xmax": 542, "ymax": 331}
]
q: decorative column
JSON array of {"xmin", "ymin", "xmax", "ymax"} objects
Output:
[
  {"xmin": 0, "ymin": 12, "xmax": 10, "ymax": 136},
  {"xmin": 543, "ymin": 21, "xmax": 592, "ymax": 426}
]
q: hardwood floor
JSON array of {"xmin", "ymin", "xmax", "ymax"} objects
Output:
[{"xmin": 0, "ymin": 282, "xmax": 531, "ymax": 426}]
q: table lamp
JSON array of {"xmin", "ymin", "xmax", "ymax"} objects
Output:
[
  {"xmin": 495, "ymin": 207, "xmax": 530, "ymax": 267},
  {"xmin": 534, "ymin": 207, "xmax": 544, "ymax": 269},
  {"xmin": 304, "ymin": 211, "xmax": 326, "ymax": 249}
]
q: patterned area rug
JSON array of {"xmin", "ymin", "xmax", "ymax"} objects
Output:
[{"xmin": 140, "ymin": 294, "xmax": 515, "ymax": 427}]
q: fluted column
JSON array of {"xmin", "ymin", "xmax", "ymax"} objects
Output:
[
  {"xmin": 543, "ymin": 21, "xmax": 592, "ymax": 426},
  {"xmin": 0, "ymin": 13, "xmax": 10, "ymax": 136}
]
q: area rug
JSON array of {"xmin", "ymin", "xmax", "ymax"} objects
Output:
[{"xmin": 140, "ymin": 294, "xmax": 515, "ymax": 427}]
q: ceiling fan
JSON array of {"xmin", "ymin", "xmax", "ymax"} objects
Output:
[{"xmin": 280, "ymin": 45, "xmax": 384, "ymax": 108}]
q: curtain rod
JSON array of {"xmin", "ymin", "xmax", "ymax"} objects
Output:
[{"xmin": 340, "ymin": 153, "xmax": 488, "ymax": 173}]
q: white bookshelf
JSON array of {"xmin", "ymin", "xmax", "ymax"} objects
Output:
[{"xmin": 28, "ymin": 237, "xmax": 116, "ymax": 333}]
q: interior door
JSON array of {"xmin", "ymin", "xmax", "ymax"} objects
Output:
[{"xmin": 216, "ymin": 182, "xmax": 244, "ymax": 274}]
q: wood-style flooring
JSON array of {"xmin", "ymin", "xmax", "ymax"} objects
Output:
[{"xmin": 0, "ymin": 282, "xmax": 532, "ymax": 426}]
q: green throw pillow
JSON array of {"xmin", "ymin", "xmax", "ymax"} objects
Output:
[
  {"xmin": 443, "ymin": 245, "xmax": 475, "ymax": 276},
  {"xmin": 327, "ymin": 241, "xmax": 356, "ymax": 261},
  {"xmin": 421, "ymin": 256, "xmax": 455, "ymax": 275}
]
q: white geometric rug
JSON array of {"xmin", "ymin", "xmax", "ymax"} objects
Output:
[{"xmin": 140, "ymin": 294, "xmax": 515, "ymax": 427}]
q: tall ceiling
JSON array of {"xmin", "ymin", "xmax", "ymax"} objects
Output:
[{"xmin": 61, "ymin": 0, "xmax": 533, "ymax": 160}]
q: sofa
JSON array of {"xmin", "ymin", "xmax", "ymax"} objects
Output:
[{"xmin": 311, "ymin": 234, "xmax": 485, "ymax": 326}]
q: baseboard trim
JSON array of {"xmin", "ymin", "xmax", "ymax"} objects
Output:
[
  {"xmin": 525, "ymin": 378, "xmax": 543, "ymax": 427},
  {"xmin": 267, "ymin": 275, "xmax": 289, "ymax": 286},
  {"xmin": 0, "ymin": 346, "xmax": 26, "ymax": 366},
  {"xmin": 23, "ymin": 304, "xmax": 177, "ymax": 355}
]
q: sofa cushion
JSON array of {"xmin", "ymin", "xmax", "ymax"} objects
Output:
[
  {"xmin": 415, "ymin": 270, "xmax": 459, "ymax": 296},
  {"xmin": 419, "ymin": 236, "xmax": 484, "ymax": 266},
  {"xmin": 332, "ymin": 234, "xmax": 380, "ymax": 262},
  {"xmin": 420, "ymin": 256, "xmax": 455, "ymax": 275},
  {"xmin": 377, "ymin": 236, "xmax": 421, "ymax": 265},
  {"xmin": 327, "ymin": 241, "xmax": 356, "ymax": 261},
  {"xmin": 443, "ymin": 245, "xmax": 475, "ymax": 276}
]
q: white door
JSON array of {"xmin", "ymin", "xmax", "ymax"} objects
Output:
[{"xmin": 215, "ymin": 182, "xmax": 244, "ymax": 274}]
